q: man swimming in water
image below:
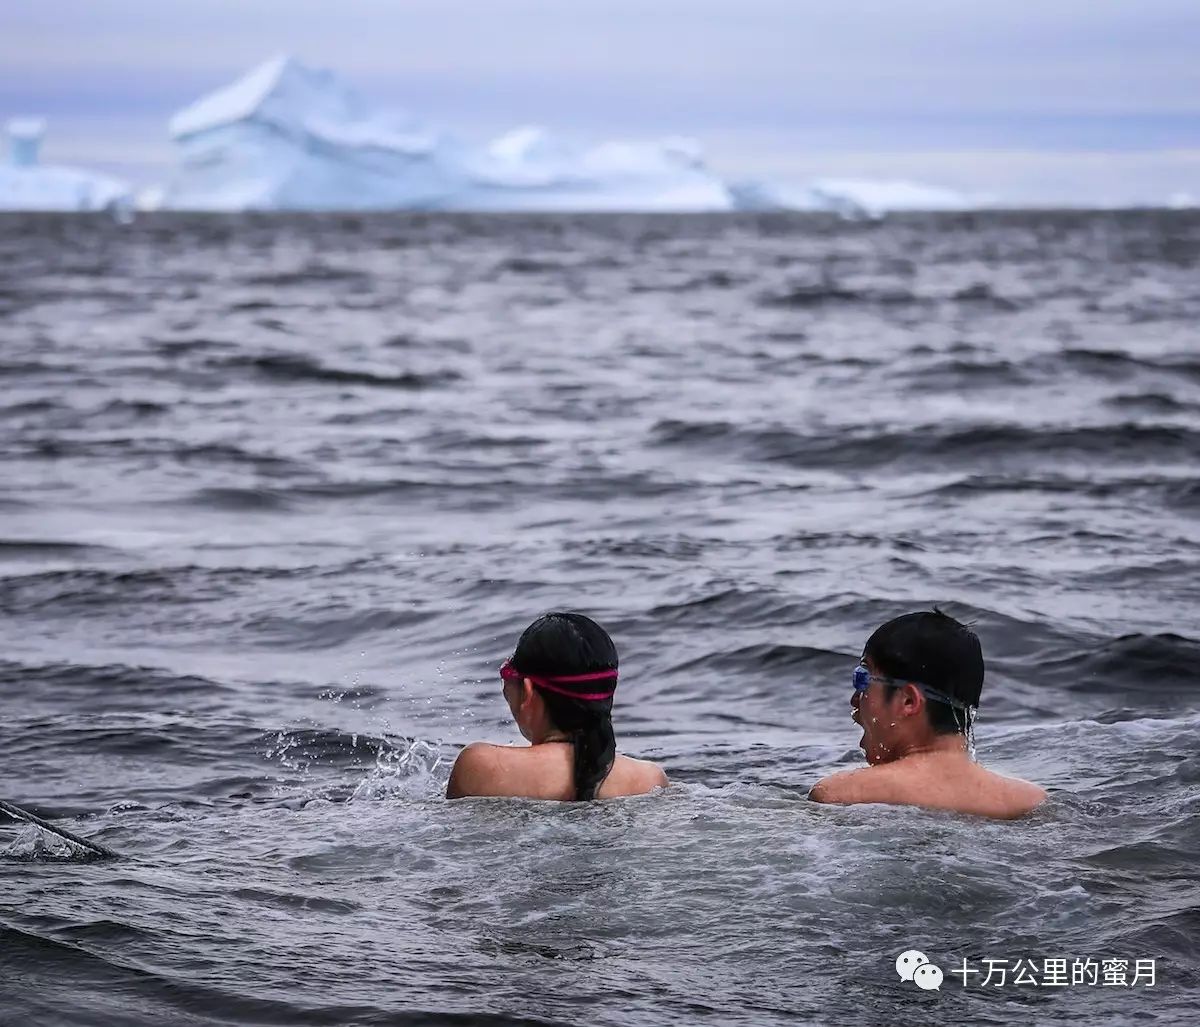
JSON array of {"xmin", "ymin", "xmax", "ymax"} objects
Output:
[
  {"xmin": 447, "ymin": 612, "xmax": 667, "ymax": 801},
  {"xmin": 810, "ymin": 610, "xmax": 1045, "ymax": 819}
]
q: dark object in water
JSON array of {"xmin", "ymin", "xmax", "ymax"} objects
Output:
[{"xmin": 0, "ymin": 798, "xmax": 118, "ymax": 859}]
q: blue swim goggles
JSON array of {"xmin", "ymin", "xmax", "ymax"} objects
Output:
[{"xmin": 852, "ymin": 663, "xmax": 970, "ymax": 711}]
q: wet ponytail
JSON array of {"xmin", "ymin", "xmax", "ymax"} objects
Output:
[
  {"xmin": 538, "ymin": 691, "xmax": 616, "ymax": 801},
  {"xmin": 510, "ymin": 612, "xmax": 619, "ymax": 801}
]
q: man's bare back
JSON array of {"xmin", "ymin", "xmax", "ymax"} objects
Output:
[{"xmin": 810, "ymin": 749, "xmax": 1045, "ymax": 820}]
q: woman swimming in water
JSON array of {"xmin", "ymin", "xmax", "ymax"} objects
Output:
[{"xmin": 446, "ymin": 612, "xmax": 668, "ymax": 801}]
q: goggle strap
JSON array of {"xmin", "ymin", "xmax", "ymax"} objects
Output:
[
  {"xmin": 854, "ymin": 665, "xmax": 971, "ymax": 710},
  {"xmin": 500, "ymin": 660, "xmax": 617, "ymax": 701}
]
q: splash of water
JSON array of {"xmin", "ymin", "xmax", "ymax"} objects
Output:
[{"xmin": 349, "ymin": 738, "xmax": 445, "ymax": 801}]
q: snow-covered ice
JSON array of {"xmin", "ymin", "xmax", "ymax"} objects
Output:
[
  {"xmin": 5, "ymin": 55, "xmax": 1020, "ymax": 214},
  {"xmin": 163, "ymin": 58, "xmax": 735, "ymax": 211},
  {"xmin": 727, "ymin": 176, "xmax": 988, "ymax": 216},
  {"xmin": 164, "ymin": 55, "xmax": 464, "ymax": 210},
  {"xmin": 809, "ymin": 178, "xmax": 989, "ymax": 214},
  {"xmin": 457, "ymin": 126, "xmax": 732, "ymax": 211},
  {"xmin": 0, "ymin": 118, "xmax": 131, "ymax": 211}
]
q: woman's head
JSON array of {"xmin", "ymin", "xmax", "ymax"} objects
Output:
[{"xmin": 502, "ymin": 612, "xmax": 618, "ymax": 801}]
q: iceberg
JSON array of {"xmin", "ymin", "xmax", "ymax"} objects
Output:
[
  {"xmin": 0, "ymin": 118, "xmax": 131, "ymax": 211},
  {"xmin": 809, "ymin": 178, "xmax": 989, "ymax": 215},
  {"xmin": 164, "ymin": 55, "xmax": 466, "ymax": 210},
  {"xmin": 162, "ymin": 57, "xmax": 733, "ymax": 212},
  {"xmin": 727, "ymin": 179, "xmax": 865, "ymax": 217},
  {"xmin": 145, "ymin": 56, "xmax": 1015, "ymax": 214},
  {"xmin": 728, "ymin": 176, "xmax": 988, "ymax": 217},
  {"xmin": 457, "ymin": 126, "xmax": 733, "ymax": 211}
]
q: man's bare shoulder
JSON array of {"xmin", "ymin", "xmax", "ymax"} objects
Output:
[
  {"xmin": 808, "ymin": 766, "xmax": 900, "ymax": 806},
  {"xmin": 982, "ymin": 770, "xmax": 1047, "ymax": 819},
  {"xmin": 947, "ymin": 760, "xmax": 1047, "ymax": 818},
  {"xmin": 810, "ymin": 761, "xmax": 1047, "ymax": 819}
]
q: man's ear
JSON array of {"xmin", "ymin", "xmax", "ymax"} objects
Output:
[
  {"xmin": 522, "ymin": 678, "xmax": 536, "ymax": 707},
  {"xmin": 900, "ymin": 682, "xmax": 925, "ymax": 717}
]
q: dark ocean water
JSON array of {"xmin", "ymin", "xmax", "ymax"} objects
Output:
[{"xmin": 1, "ymin": 210, "xmax": 1198, "ymax": 1027}]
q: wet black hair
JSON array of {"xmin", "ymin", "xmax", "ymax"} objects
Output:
[
  {"xmin": 864, "ymin": 609, "xmax": 983, "ymax": 735},
  {"xmin": 510, "ymin": 612, "xmax": 618, "ymax": 801}
]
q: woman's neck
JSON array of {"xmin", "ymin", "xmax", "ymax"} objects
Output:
[{"xmin": 530, "ymin": 726, "xmax": 572, "ymax": 745}]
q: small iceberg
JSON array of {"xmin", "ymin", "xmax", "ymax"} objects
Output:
[
  {"xmin": 459, "ymin": 125, "xmax": 733, "ymax": 211},
  {"xmin": 810, "ymin": 178, "xmax": 990, "ymax": 215},
  {"xmin": 728, "ymin": 176, "xmax": 989, "ymax": 216},
  {"xmin": 0, "ymin": 118, "xmax": 132, "ymax": 212}
]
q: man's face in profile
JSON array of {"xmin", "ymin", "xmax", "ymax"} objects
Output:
[{"xmin": 852, "ymin": 657, "xmax": 905, "ymax": 764}]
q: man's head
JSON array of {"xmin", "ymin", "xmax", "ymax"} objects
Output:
[{"xmin": 851, "ymin": 609, "xmax": 984, "ymax": 763}]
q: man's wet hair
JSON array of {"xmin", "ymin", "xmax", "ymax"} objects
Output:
[{"xmin": 864, "ymin": 609, "xmax": 984, "ymax": 734}]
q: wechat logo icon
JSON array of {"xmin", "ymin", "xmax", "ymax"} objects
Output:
[{"xmin": 896, "ymin": 949, "xmax": 943, "ymax": 991}]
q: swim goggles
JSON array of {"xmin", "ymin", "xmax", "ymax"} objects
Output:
[
  {"xmin": 500, "ymin": 659, "xmax": 618, "ymax": 701},
  {"xmin": 852, "ymin": 663, "xmax": 970, "ymax": 710}
]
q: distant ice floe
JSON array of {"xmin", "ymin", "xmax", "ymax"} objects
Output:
[
  {"xmin": 809, "ymin": 178, "xmax": 993, "ymax": 215},
  {"xmin": 459, "ymin": 125, "xmax": 733, "ymax": 211},
  {"xmin": 0, "ymin": 118, "xmax": 132, "ymax": 212},
  {"xmin": 727, "ymin": 177, "xmax": 991, "ymax": 217}
]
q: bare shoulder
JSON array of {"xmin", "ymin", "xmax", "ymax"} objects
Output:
[
  {"xmin": 601, "ymin": 754, "xmax": 669, "ymax": 798},
  {"xmin": 447, "ymin": 744, "xmax": 668, "ymax": 801},
  {"xmin": 811, "ymin": 761, "xmax": 1048, "ymax": 819},
  {"xmin": 989, "ymin": 771, "xmax": 1048, "ymax": 818},
  {"xmin": 446, "ymin": 742, "xmax": 515, "ymax": 799},
  {"xmin": 629, "ymin": 754, "xmax": 669, "ymax": 789},
  {"xmin": 809, "ymin": 766, "xmax": 898, "ymax": 806}
]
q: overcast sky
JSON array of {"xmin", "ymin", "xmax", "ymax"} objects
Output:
[{"xmin": 3, "ymin": 0, "xmax": 1198, "ymax": 202}]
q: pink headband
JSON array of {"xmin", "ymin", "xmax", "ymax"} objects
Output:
[{"xmin": 500, "ymin": 659, "xmax": 618, "ymax": 701}]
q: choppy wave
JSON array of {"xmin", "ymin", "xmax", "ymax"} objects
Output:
[
  {"xmin": 649, "ymin": 418, "xmax": 1200, "ymax": 470},
  {"xmin": 213, "ymin": 352, "xmax": 462, "ymax": 389},
  {"xmin": 1, "ymin": 210, "xmax": 1198, "ymax": 1026}
]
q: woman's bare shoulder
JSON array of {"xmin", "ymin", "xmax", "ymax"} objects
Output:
[
  {"xmin": 603, "ymin": 754, "xmax": 669, "ymax": 797},
  {"xmin": 447, "ymin": 744, "xmax": 667, "ymax": 801},
  {"xmin": 446, "ymin": 742, "xmax": 527, "ymax": 798}
]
